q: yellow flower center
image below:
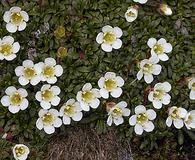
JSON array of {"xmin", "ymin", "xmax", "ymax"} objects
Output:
[
  {"xmin": 127, "ymin": 11, "xmax": 136, "ymax": 17},
  {"xmin": 103, "ymin": 32, "xmax": 116, "ymax": 44},
  {"xmin": 153, "ymin": 43, "xmax": 163, "ymax": 54},
  {"xmin": 143, "ymin": 63, "xmax": 153, "ymax": 74},
  {"xmin": 170, "ymin": 109, "xmax": 180, "ymax": 120},
  {"xmin": 42, "ymin": 113, "xmax": 54, "ymax": 125},
  {"xmin": 64, "ymin": 105, "xmax": 75, "ymax": 116},
  {"xmin": 54, "ymin": 26, "xmax": 65, "ymax": 39},
  {"xmin": 137, "ymin": 113, "xmax": 148, "ymax": 125},
  {"xmin": 0, "ymin": 44, "xmax": 12, "ymax": 56},
  {"xmin": 23, "ymin": 68, "xmax": 36, "ymax": 79},
  {"xmin": 10, "ymin": 92, "xmax": 22, "ymax": 106},
  {"xmin": 153, "ymin": 89, "xmax": 164, "ymax": 100},
  {"xmin": 192, "ymin": 82, "xmax": 195, "ymax": 90},
  {"xmin": 104, "ymin": 79, "xmax": 116, "ymax": 91},
  {"xmin": 11, "ymin": 12, "xmax": 23, "ymax": 25},
  {"xmin": 111, "ymin": 106, "xmax": 122, "ymax": 118},
  {"xmin": 41, "ymin": 89, "xmax": 53, "ymax": 101},
  {"xmin": 82, "ymin": 91, "xmax": 93, "ymax": 102},
  {"xmin": 15, "ymin": 146, "xmax": 25, "ymax": 157},
  {"xmin": 185, "ymin": 114, "xmax": 193, "ymax": 124},
  {"xmin": 43, "ymin": 66, "xmax": 54, "ymax": 78}
]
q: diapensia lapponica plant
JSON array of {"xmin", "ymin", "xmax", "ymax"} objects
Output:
[{"xmin": 0, "ymin": 1, "xmax": 194, "ymax": 159}]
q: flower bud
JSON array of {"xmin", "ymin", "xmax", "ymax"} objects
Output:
[{"xmin": 159, "ymin": 4, "xmax": 172, "ymax": 16}]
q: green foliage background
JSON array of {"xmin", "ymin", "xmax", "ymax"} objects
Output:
[{"xmin": 0, "ymin": 0, "xmax": 194, "ymax": 159}]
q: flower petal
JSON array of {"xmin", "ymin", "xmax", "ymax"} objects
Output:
[
  {"xmin": 3, "ymin": 11, "xmax": 11, "ymax": 23},
  {"xmin": 137, "ymin": 70, "xmax": 143, "ymax": 80},
  {"xmin": 144, "ymin": 121, "xmax": 154, "ymax": 132},
  {"xmin": 135, "ymin": 105, "xmax": 146, "ymax": 114},
  {"xmin": 102, "ymin": 25, "xmax": 113, "ymax": 33},
  {"xmin": 8, "ymin": 105, "xmax": 20, "ymax": 113},
  {"xmin": 36, "ymin": 118, "xmax": 43, "ymax": 130},
  {"xmin": 72, "ymin": 112, "xmax": 83, "ymax": 121},
  {"xmin": 80, "ymin": 102, "xmax": 90, "ymax": 111},
  {"xmin": 20, "ymin": 99, "xmax": 29, "ymax": 110},
  {"xmin": 63, "ymin": 115, "xmax": 71, "ymax": 125},
  {"xmin": 129, "ymin": 115, "xmax": 137, "ymax": 126},
  {"xmin": 5, "ymin": 86, "xmax": 17, "ymax": 95},
  {"xmin": 40, "ymin": 101, "xmax": 51, "ymax": 109},
  {"xmin": 18, "ymin": 22, "xmax": 26, "ymax": 31},
  {"xmin": 45, "ymin": 58, "xmax": 56, "ymax": 66},
  {"xmin": 44, "ymin": 125, "xmax": 55, "ymax": 134},
  {"xmin": 53, "ymin": 118, "xmax": 62, "ymax": 128},
  {"xmin": 30, "ymin": 76, "xmax": 41, "ymax": 85},
  {"xmin": 89, "ymin": 98, "xmax": 100, "ymax": 109},
  {"xmin": 51, "ymin": 96, "xmax": 61, "ymax": 106},
  {"xmin": 166, "ymin": 116, "xmax": 172, "ymax": 127},
  {"xmin": 101, "ymin": 43, "xmax": 112, "ymax": 52},
  {"xmin": 82, "ymin": 83, "xmax": 92, "ymax": 91},
  {"xmin": 51, "ymin": 86, "xmax": 61, "ymax": 95},
  {"xmin": 122, "ymin": 108, "xmax": 131, "ymax": 116},
  {"xmin": 98, "ymin": 77, "xmax": 105, "ymax": 88},
  {"xmin": 158, "ymin": 53, "xmax": 169, "ymax": 61},
  {"xmin": 116, "ymin": 76, "xmax": 124, "ymax": 87},
  {"xmin": 18, "ymin": 77, "xmax": 29, "ymax": 86},
  {"xmin": 54, "ymin": 65, "xmax": 63, "ymax": 77},
  {"xmin": 190, "ymin": 90, "xmax": 195, "ymax": 100},
  {"xmin": 112, "ymin": 39, "xmax": 122, "ymax": 49},
  {"xmin": 163, "ymin": 43, "xmax": 172, "ymax": 53},
  {"xmin": 6, "ymin": 23, "xmax": 17, "ymax": 33},
  {"xmin": 47, "ymin": 77, "xmax": 57, "ymax": 84},
  {"xmin": 146, "ymin": 109, "xmax": 156, "ymax": 120},
  {"xmin": 144, "ymin": 74, "xmax": 154, "ymax": 84},
  {"xmin": 147, "ymin": 38, "xmax": 157, "ymax": 48},
  {"xmin": 110, "ymin": 87, "xmax": 122, "ymax": 98},
  {"xmin": 113, "ymin": 27, "xmax": 123, "ymax": 38},
  {"xmin": 158, "ymin": 38, "xmax": 166, "ymax": 45},
  {"xmin": 107, "ymin": 115, "xmax": 112, "ymax": 126},
  {"xmin": 113, "ymin": 117, "xmax": 124, "ymax": 125},
  {"xmin": 152, "ymin": 64, "xmax": 162, "ymax": 75},
  {"xmin": 20, "ymin": 11, "xmax": 29, "ymax": 22},
  {"xmin": 1, "ymin": 96, "xmax": 10, "ymax": 106},
  {"xmin": 161, "ymin": 94, "xmax": 171, "ymax": 105},
  {"xmin": 4, "ymin": 54, "xmax": 16, "ymax": 61},
  {"xmin": 173, "ymin": 119, "xmax": 184, "ymax": 129},
  {"xmin": 100, "ymin": 88, "xmax": 109, "ymax": 99},
  {"xmin": 152, "ymin": 100, "xmax": 162, "ymax": 109},
  {"xmin": 18, "ymin": 88, "xmax": 28, "ymax": 97},
  {"xmin": 96, "ymin": 32, "xmax": 104, "ymax": 44},
  {"xmin": 135, "ymin": 124, "xmax": 144, "ymax": 135},
  {"xmin": 12, "ymin": 42, "xmax": 20, "ymax": 53}
]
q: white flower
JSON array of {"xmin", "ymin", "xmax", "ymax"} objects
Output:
[
  {"xmin": 184, "ymin": 110, "xmax": 195, "ymax": 130},
  {"xmin": 15, "ymin": 60, "xmax": 42, "ymax": 86},
  {"xmin": 148, "ymin": 82, "xmax": 171, "ymax": 109},
  {"xmin": 76, "ymin": 83, "xmax": 101, "ymax": 111},
  {"xmin": 13, "ymin": 144, "xmax": 30, "ymax": 160},
  {"xmin": 96, "ymin": 25, "xmax": 123, "ymax": 52},
  {"xmin": 136, "ymin": 55, "xmax": 162, "ymax": 84},
  {"xmin": 1, "ymin": 86, "xmax": 28, "ymax": 114},
  {"xmin": 98, "ymin": 72, "xmax": 124, "ymax": 99},
  {"xmin": 166, "ymin": 106, "xmax": 187, "ymax": 129},
  {"xmin": 107, "ymin": 101, "xmax": 130, "ymax": 126},
  {"xmin": 36, "ymin": 109, "xmax": 62, "ymax": 134},
  {"xmin": 188, "ymin": 78, "xmax": 195, "ymax": 100},
  {"xmin": 35, "ymin": 84, "xmax": 61, "ymax": 109},
  {"xmin": 125, "ymin": 6, "xmax": 138, "ymax": 22},
  {"xmin": 0, "ymin": 36, "xmax": 20, "ymax": 61},
  {"xmin": 129, "ymin": 105, "xmax": 156, "ymax": 135},
  {"xmin": 59, "ymin": 99, "xmax": 83, "ymax": 125},
  {"xmin": 133, "ymin": 0, "xmax": 148, "ymax": 4},
  {"xmin": 39, "ymin": 57, "xmax": 63, "ymax": 84},
  {"xmin": 147, "ymin": 38, "xmax": 172, "ymax": 61},
  {"xmin": 3, "ymin": 6, "xmax": 29, "ymax": 33},
  {"xmin": 159, "ymin": 4, "xmax": 172, "ymax": 16}
]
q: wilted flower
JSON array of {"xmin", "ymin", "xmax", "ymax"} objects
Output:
[
  {"xmin": 76, "ymin": 83, "xmax": 101, "ymax": 111},
  {"xmin": 148, "ymin": 82, "xmax": 171, "ymax": 109},
  {"xmin": 159, "ymin": 4, "xmax": 172, "ymax": 16},
  {"xmin": 96, "ymin": 25, "xmax": 123, "ymax": 52},
  {"xmin": 137, "ymin": 55, "xmax": 162, "ymax": 84},
  {"xmin": 107, "ymin": 101, "xmax": 130, "ymax": 126},
  {"xmin": 125, "ymin": 6, "xmax": 138, "ymax": 22},
  {"xmin": 59, "ymin": 99, "xmax": 83, "ymax": 125},
  {"xmin": 36, "ymin": 109, "xmax": 62, "ymax": 134},
  {"xmin": 133, "ymin": 0, "xmax": 148, "ymax": 4},
  {"xmin": 13, "ymin": 144, "xmax": 30, "ymax": 160},
  {"xmin": 129, "ymin": 105, "xmax": 156, "ymax": 135},
  {"xmin": 147, "ymin": 38, "xmax": 172, "ymax": 61},
  {"xmin": 3, "ymin": 6, "xmax": 29, "ymax": 33},
  {"xmin": 0, "ymin": 36, "xmax": 20, "ymax": 61},
  {"xmin": 39, "ymin": 57, "xmax": 63, "ymax": 84},
  {"xmin": 54, "ymin": 26, "xmax": 65, "ymax": 39},
  {"xmin": 166, "ymin": 106, "xmax": 187, "ymax": 129},
  {"xmin": 188, "ymin": 78, "xmax": 195, "ymax": 100},
  {"xmin": 1, "ymin": 86, "xmax": 28, "ymax": 114},
  {"xmin": 98, "ymin": 72, "xmax": 124, "ymax": 99},
  {"xmin": 15, "ymin": 60, "xmax": 42, "ymax": 86},
  {"xmin": 35, "ymin": 84, "xmax": 61, "ymax": 109}
]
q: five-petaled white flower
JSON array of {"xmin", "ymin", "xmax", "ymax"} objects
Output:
[
  {"xmin": 15, "ymin": 60, "xmax": 42, "ymax": 86},
  {"xmin": 147, "ymin": 38, "xmax": 172, "ymax": 61},
  {"xmin": 76, "ymin": 83, "xmax": 101, "ymax": 111},
  {"xmin": 107, "ymin": 101, "xmax": 130, "ymax": 126},
  {"xmin": 59, "ymin": 99, "xmax": 83, "ymax": 125},
  {"xmin": 13, "ymin": 144, "xmax": 30, "ymax": 160},
  {"xmin": 1, "ymin": 86, "xmax": 28, "ymax": 114},
  {"xmin": 3, "ymin": 6, "xmax": 29, "ymax": 33},
  {"xmin": 96, "ymin": 25, "xmax": 123, "ymax": 52},
  {"xmin": 133, "ymin": 0, "xmax": 148, "ymax": 4},
  {"xmin": 39, "ymin": 57, "xmax": 63, "ymax": 84},
  {"xmin": 129, "ymin": 105, "xmax": 156, "ymax": 135},
  {"xmin": 98, "ymin": 72, "xmax": 124, "ymax": 99},
  {"xmin": 184, "ymin": 110, "xmax": 195, "ymax": 130},
  {"xmin": 188, "ymin": 78, "xmax": 195, "ymax": 100},
  {"xmin": 125, "ymin": 6, "xmax": 138, "ymax": 22},
  {"xmin": 159, "ymin": 4, "xmax": 172, "ymax": 16},
  {"xmin": 148, "ymin": 82, "xmax": 171, "ymax": 109},
  {"xmin": 0, "ymin": 36, "xmax": 20, "ymax": 61},
  {"xmin": 36, "ymin": 109, "xmax": 62, "ymax": 134},
  {"xmin": 137, "ymin": 55, "xmax": 162, "ymax": 84},
  {"xmin": 166, "ymin": 106, "xmax": 187, "ymax": 129},
  {"xmin": 35, "ymin": 84, "xmax": 61, "ymax": 109}
]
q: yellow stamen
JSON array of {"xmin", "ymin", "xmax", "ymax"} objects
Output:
[
  {"xmin": 153, "ymin": 43, "xmax": 163, "ymax": 54},
  {"xmin": 41, "ymin": 90, "xmax": 53, "ymax": 101},
  {"xmin": 143, "ymin": 63, "xmax": 153, "ymax": 74},
  {"xmin": 11, "ymin": 12, "xmax": 23, "ymax": 25},
  {"xmin": 111, "ymin": 107, "xmax": 122, "ymax": 118},
  {"xmin": 15, "ymin": 146, "xmax": 25, "ymax": 157},
  {"xmin": 153, "ymin": 89, "xmax": 164, "ymax": 99},
  {"xmin": 104, "ymin": 79, "xmax": 116, "ymax": 91},
  {"xmin": 23, "ymin": 68, "xmax": 36, "ymax": 79},
  {"xmin": 82, "ymin": 91, "xmax": 93, "ymax": 102},
  {"xmin": 10, "ymin": 92, "xmax": 22, "ymax": 106},
  {"xmin": 185, "ymin": 114, "xmax": 193, "ymax": 124},
  {"xmin": 64, "ymin": 105, "xmax": 75, "ymax": 116},
  {"xmin": 137, "ymin": 113, "xmax": 148, "ymax": 125},
  {"xmin": 103, "ymin": 32, "xmax": 116, "ymax": 44},
  {"xmin": 0, "ymin": 44, "xmax": 12, "ymax": 56},
  {"xmin": 42, "ymin": 113, "xmax": 54, "ymax": 125},
  {"xmin": 127, "ymin": 11, "xmax": 135, "ymax": 17},
  {"xmin": 43, "ymin": 66, "xmax": 54, "ymax": 78}
]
